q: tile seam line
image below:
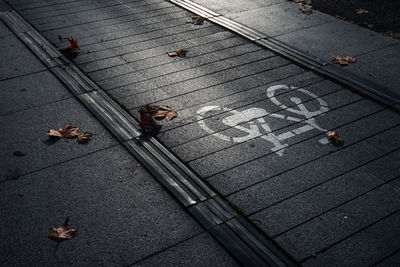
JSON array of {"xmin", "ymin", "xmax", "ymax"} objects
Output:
[
  {"xmin": 201, "ymin": 106, "xmax": 390, "ymax": 181},
  {"xmin": 371, "ymin": 247, "xmax": 400, "ymax": 266},
  {"xmin": 218, "ymin": 117, "xmax": 398, "ymax": 197},
  {"xmin": 85, "ymin": 35, "xmax": 244, "ymax": 74},
  {"xmin": 269, "ymin": 175, "xmax": 400, "ymax": 240},
  {"xmin": 8, "ymin": 0, "xmax": 87, "ymax": 12},
  {"xmin": 111, "ymin": 57, "xmax": 287, "ymax": 102},
  {"xmin": 182, "ymin": 94, "xmax": 363, "ymax": 163},
  {"xmin": 74, "ymin": 24, "xmax": 217, "ymax": 63},
  {"xmin": 38, "ymin": 3, "xmax": 177, "ymax": 32},
  {"xmin": 91, "ymin": 37, "xmax": 252, "ymax": 79},
  {"xmin": 1, "ymin": 9, "xmax": 296, "ymax": 267},
  {"xmin": 41, "ymin": 11, "xmax": 193, "ymax": 44},
  {"xmin": 41, "ymin": 6, "xmax": 184, "ymax": 37},
  {"xmin": 0, "ymin": 144, "xmax": 120, "ymax": 186},
  {"xmin": 26, "ymin": 0, "xmax": 161, "ymax": 20},
  {"xmin": 0, "ymin": 94, "xmax": 75, "ymax": 116},
  {"xmin": 166, "ymin": 0, "xmax": 400, "ymax": 109},
  {"xmin": 126, "ymin": 231, "xmax": 207, "ymax": 266},
  {"xmin": 299, "ymin": 208, "xmax": 400, "ymax": 263},
  {"xmin": 95, "ymin": 45, "xmax": 263, "ymax": 84},
  {"xmin": 51, "ymin": 10, "xmax": 191, "ymax": 47},
  {"xmin": 238, "ymin": 146, "xmax": 400, "ymax": 218}
]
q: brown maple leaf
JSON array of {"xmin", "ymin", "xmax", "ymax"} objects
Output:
[
  {"xmin": 77, "ymin": 132, "xmax": 94, "ymax": 143},
  {"xmin": 48, "ymin": 217, "xmax": 78, "ymax": 240},
  {"xmin": 48, "ymin": 124, "xmax": 79, "ymax": 138},
  {"xmin": 138, "ymin": 104, "xmax": 178, "ymax": 132},
  {"xmin": 328, "ymin": 131, "xmax": 344, "ymax": 145},
  {"xmin": 167, "ymin": 49, "xmax": 188, "ymax": 58},
  {"xmin": 64, "ymin": 37, "xmax": 80, "ymax": 50},
  {"xmin": 331, "ymin": 55, "xmax": 356, "ymax": 65}
]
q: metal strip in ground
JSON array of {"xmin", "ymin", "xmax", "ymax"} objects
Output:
[{"xmin": 0, "ymin": 9, "xmax": 297, "ymax": 267}]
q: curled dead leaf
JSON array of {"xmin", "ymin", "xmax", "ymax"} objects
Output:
[
  {"xmin": 48, "ymin": 124, "xmax": 79, "ymax": 138},
  {"xmin": 48, "ymin": 129, "xmax": 63, "ymax": 138},
  {"xmin": 77, "ymin": 132, "xmax": 94, "ymax": 143},
  {"xmin": 328, "ymin": 131, "xmax": 344, "ymax": 145},
  {"xmin": 331, "ymin": 55, "xmax": 356, "ymax": 66},
  {"xmin": 167, "ymin": 49, "xmax": 188, "ymax": 58},
  {"xmin": 48, "ymin": 217, "xmax": 78, "ymax": 240},
  {"xmin": 64, "ymin": 37, "xmax": 80, "ymax": 50},
  {"xmin": 138, "ymin": 104, "xmax": 178, "ymax": 131}
]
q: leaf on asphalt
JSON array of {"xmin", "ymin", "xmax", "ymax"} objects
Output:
[
  {"xmin": 328, "ymin": 131, "xmax": 344, "ymax": 145},
  {"xmin": 165, "ymin": 111, "xmax": 178, "ymax": 121},
  {"xmin": 138, "ymin": 104, "xmax": 177, "ymax": 131},
  {"xmin": 355, "ymin": 8, "xmax": 368, "ymax": 14},
  {"xmin": 48, "ymin": 217, "xmax": 78, "ymax": 240},
  {"xmin": 187, "ymin": 16, "xmax": 205, "ymax": 25},
  {"xmin": 64, "ymin": 37, "xmax": 80, "ymax": 50},
  {"xmin": 48, "ymin": 129, "xmax": 63, "ymax": 138},
  {"xmin": 77, "ymin": 132, "xmax": 94, "ymax": 143},
  {"xmin": 136, "ymin": 163, "xmax": 141, "ymax": 167},
  {"xmin": 167, "ymin": 49, "xmax": 188, "ymax": 58},
  {"xmin": 48, "ymin": 124, "xmax": 94, "ymax": 143},
  {"xmin": 48, "ymin": 124, "xmax": 79, "ymax": 139},
  {"xmin": 331, "ymin": 55, "xmax": 356, "ymax": 65}
]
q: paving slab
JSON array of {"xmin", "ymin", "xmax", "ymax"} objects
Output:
[
  {"xmin": 0, "ymin": 145, "xmax": 204, "ymax": 266},
  {"xmin": 0, "ymin": 20, "xmax": 46, "ymax": 80},
  {"xmin": 113, "ymin": 56, "xmax": 290, "ymax": 109},
  {"xmin": 133, "ymin": 232, "xmax": 239, "ymax": 267},
  {"xmin": 206, "ymin": 107, "xmax": 396, "ymax": 195},
  {"xmin": 0, "ymin": 97, "xmax": 118, "ymax": 181},
  {"xmin": 225, "ymin": 2, "xmax": 336, "ymax": 37},
  {"xmin": 274, "ymin": 173, "xmax": 400, "ymax": 261},
  {"xmin": 301, "ymin": 210, "xmax": 400, "ymax": 267},
  {"xmin": 0, "ymin": 70, "xmax": 72, "ymax": 115},
  {"xmin": 275, "ymin": 19, "xmax": 398, "ymax": 62},
  {"xmin": 376, "ymin": 250, "xmax": 400, "ymax": 267}
]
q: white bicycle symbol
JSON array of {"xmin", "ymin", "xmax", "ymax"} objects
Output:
[{"xmin": 197, "ymin": 85, "xmax": 330, "ymax": 156}]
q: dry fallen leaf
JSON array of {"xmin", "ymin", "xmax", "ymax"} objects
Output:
[
  {"xmin": 167, "ymin": 49, "xmax": 188, "ymax": 58},
  {"xmin": 355, "ymin": 8, "xmax": 368, "ymax": 14},
  {"xmin": 328, "ymin": 131, "xmax": 344, "ymax": 145},
  {"xmin": 77, "ymin": 132, "xmax": 94, "ymax": 143},
  {"xmin": 64, "ymin": 37, "xmax": 80, "ymax": 50},
  {"xmin": 48, "ymin": 124, "xmax": 79, "ymax": 139},
  {"xmin": 48, "ymin": 124, "xmax": 94, "ymax": 143},
  {"xmin": 331, "ymin": 55, "xmax": 356, "ymax": 65},
  {"xmin": 48, "ymin": 217, "xmax": 78, "ymax": 240},
  {"xmin": 138, "ymin": 104, "xmax": 178, "ymax": 132},
  {"xmin": 136, "ymin": 163, "xmax": 141, "ymax": 167}
]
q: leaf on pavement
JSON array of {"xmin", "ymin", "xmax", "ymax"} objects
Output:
[
  {"xmin": 355, "ymin": 8, "xmax": 368, "ymax": 14},
  {"xmin": 48, "ymin": 217, "xmax": 78, "ymax": 240},
  {"xmin": 331, "ymin": 55, "xmax": 356, "ymax": 65},
  {"xmin": 48, "ymin": 124, "xmax": 79, "ymax": 138},
  {"xmin": 167, "ymin": 49, "xmax": 188, "ymax": 58},
  {"xmin": 138, "ymin": 104, "xmax": 177, "ymax": 131},
  {"xmin": 64, "ymin": 37, "xmax": 80, "ymax": 50},
  {"xmin": 328, "ymin": 131, "xmax": 344, "ymax": 145},
  {"xmin": 77, "ymin": 132, "xmax": 94, "ymax": 143}
]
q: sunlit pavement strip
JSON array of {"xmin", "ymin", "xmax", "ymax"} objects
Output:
[{"xmin": 4, "ymin": 0, "xmax": 400, "ymax": 265}]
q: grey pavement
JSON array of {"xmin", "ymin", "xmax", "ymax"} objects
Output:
[
  {"xmin": 3, "ymin": 0, "xmax": 400, "ymax": 266},
  {"xmin": 191, "ymin": 0, "xmax": 400, "ymax": 101},
  {"xmin": 0, "ymin": 12, "xmax": 238, "ymax": 267}
]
